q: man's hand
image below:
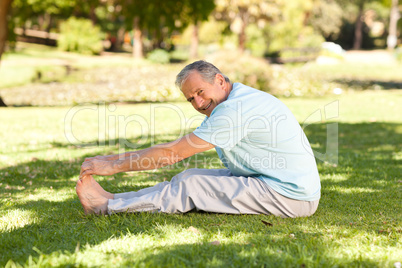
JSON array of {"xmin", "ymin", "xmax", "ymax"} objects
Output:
[{"xmin": 80, "ymin": 159, "xmax": 117, "ymax": 178}]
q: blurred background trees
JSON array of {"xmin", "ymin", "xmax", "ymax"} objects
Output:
[
  {"xmin": 0, "ymin": 0, "xmax": 401, "ymax": 59},
  {"xmin": 0, "ymin": 0, "xmax": 400, "ymax": 107}
]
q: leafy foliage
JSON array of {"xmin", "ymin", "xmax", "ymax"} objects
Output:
[
  {"xmin": 117, "ymin": 0, "xmax": 214, "ymax": 50},
  {"xmin": 214, "ymin": 0, "xmax": 278, "ymax": 50},
  {"xmin": 269, "ymin": 65, "xmax": 334, "ymax": 97},
  {"xmin": 266, "ymin": 1, "xmax": 324, "ymax": 53},
  {"xmin": 181, "ymin": 0, "xmax": 216, "ymax": 24},
  {"xmin": 206, "ymin": 50, "xmax": 272, "ymax": 91},
  {"xmin": 245, "ymin": 24, "xmax": 266, "ymax": 57},
  {"xmin": 180, "ymin": 17, "xmax": 227, "ymax": 45},
  {"xmin": 147, "ymin": 49, "xmax": 170, "ymax": 64},
  {"xmin": 394, "ymin": 46, "xmax": 402, "ymax": 62},
  {"xmin": 309, "ymin": 0, "xmax": 344, "ymax": 39},
  {"xmin": 58, "ymin": 17, "xmax": 104, "ymax": 55}
]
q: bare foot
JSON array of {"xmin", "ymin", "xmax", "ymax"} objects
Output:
[
  {"xmin": 84, "ymin": 175, "xmax": 114, "ymax": 200},
  {"xmin": 76, "ymin": 176, "xmax": 110, "ymax": 215}
]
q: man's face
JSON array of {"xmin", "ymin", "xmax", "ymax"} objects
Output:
[{"xmin": 181, "ymin": 71, "xmax": 228, "ymax": 117}]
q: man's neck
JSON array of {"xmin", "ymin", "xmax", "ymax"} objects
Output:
[{"xmin": 225, "ymin": 82, "xmax": 233, "ymax": 100}]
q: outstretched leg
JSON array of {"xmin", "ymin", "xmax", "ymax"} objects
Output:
[
  {"xmin": 76, "ymin": 175, "xmax": 111, "ymax": 215},
  {"xmin": 107, "ymin": 169, "xmax": 319, "ymax": 217}
]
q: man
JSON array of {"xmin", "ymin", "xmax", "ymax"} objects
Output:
[{"xmin": 77, "ymin": 60, "xmax": 321, "ymax": 217}]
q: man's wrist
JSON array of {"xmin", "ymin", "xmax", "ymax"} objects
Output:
[{"xmin": 112, "ymin": 159, "xmax": 126, "ymax": 173}]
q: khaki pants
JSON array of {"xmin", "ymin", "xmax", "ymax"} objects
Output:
[{"xmin": 108, "ymin": 169, "xmax": 319, "ymax": 218}]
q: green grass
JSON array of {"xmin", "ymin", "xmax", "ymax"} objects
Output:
[{"xmin": 1, "ymin": 90, "xmax": 401, "ymax": 267}]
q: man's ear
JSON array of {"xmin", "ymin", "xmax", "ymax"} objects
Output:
[{"xmin": 215, "ymin": 73, "xmax": 225, "ymax": 87}]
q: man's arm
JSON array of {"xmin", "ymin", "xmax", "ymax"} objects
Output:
[
  {"xmin": 83, "ymin": 150, "xmax": 136, "ymax": 162},
  {"xmin": 79, "ymin": 133, "xmax": 215, "ymax": 178}
]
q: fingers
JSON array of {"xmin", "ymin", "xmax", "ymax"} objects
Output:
[
  {"xmin": 79, "ymin": 169, "xmax": 92, "ymax": 179},
  {"xmin": 80, "ymin": 171, "xmax": 89, "ymax": 179},
  {"xmin": 80, "ymin": 157, "xmax": 114, "ymax": 178},
  {"xmin": 80, "ymin": 161, "xmax": 93, "ymax": 178}
]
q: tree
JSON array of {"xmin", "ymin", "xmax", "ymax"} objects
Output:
[
  {"xmin": 309, "ymin": 0, "xmax": 344, "ymax": 40},
  {"xmin": 121, "ymin": 0, "xmax": 152, "ymax": 58},
  {"xmin": 353, "ymin": 0, "xmax": 366, "ymax": 49},
  {"xmin": 335, "ymin": 0, "xmax": 387, "ymax": 49},
  {"xmin": 214, "ymin": 0, "xmax": 276, "ymax": 52},
  {"xmin": 387, "ymin": 0, "xmax": 400, "ymax": 49},
  {"xmin": 182, "ymin": 0, "xmax": 215, "ymax": 59},
  {"xmin": 0, "ymin": 0, "xmax": 13, "ymax": 62},
  {"xmin": 117, "ymin": 0, "xmax": 214, "ymax": 59},
  {"xmin": 118, "ymin": 0, "xmax": 186, "ymax": 58},
  {"xmin": 11, "ymin": 0, "xmax": 77, "ymax": 29},
  {"xmin": 0, "ymin": 0, "xmax": 13, "ymax": 107}
]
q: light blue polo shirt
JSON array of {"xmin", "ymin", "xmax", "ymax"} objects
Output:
[{"xmin": 193, "ymin": 83, "xmax": 321, "ymax": 201}]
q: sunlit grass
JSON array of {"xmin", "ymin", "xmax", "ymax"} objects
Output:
[{"xmin": 304, "ymin": 62, "xmax": 402, "ymax": 81}]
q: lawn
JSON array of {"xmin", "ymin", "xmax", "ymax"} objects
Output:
[{"xmin": 0, "ymin": 89, "xmax": 401, "ymax": 267}]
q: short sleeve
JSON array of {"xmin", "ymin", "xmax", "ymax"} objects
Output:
[{"xmin": 193, "ymin": 104, "xmax": 245, "ymax": 150}]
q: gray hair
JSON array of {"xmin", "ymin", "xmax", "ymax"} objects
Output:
[{"xmin": 175, "ymin": 60, "xmax": 230, "ymax": 89}]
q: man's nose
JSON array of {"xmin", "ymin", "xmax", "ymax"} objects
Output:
[{"xmin": 194, "ymin": 96, "xmax": 204, "ymax": 109}]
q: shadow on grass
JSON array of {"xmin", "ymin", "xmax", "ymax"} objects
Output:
[
  {"xmin": 131, "ymin": 236, "xmax": 382, "ymax": 267},
  {"xmin": 0, "ymin": 122, "xmax": 401, "ymax": 266},
  {"xmin": 331, "ymin": 78, "xmax": 402, "ymax": 90}
]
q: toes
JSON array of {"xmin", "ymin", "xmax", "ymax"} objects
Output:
[{"xmin": 76, "ymin": 179, "xmax": 83, "ymax": 187}]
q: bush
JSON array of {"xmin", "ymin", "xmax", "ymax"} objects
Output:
[
  {"xmin": 246, "ymin": 24, "xmax": 266, "ymax": 57},
  {"xmin": 268, "ymin": 66, "xmax": 334, "ymax": 97},
  {"xmin": 395, "ymin": 46, "xmax": 402, "ymax": 62},
  {"xmin": 58, "ymin": 17, "xmax": 104, "ymax": 55},
  {"xmin": 147, "ymin": 49, "xmax": 170, "ymax": 64},
  {"xmin": 206, "ymin": 50, "xmax": 272, "ymax": 91}
]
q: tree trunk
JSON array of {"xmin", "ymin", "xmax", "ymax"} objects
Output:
[
  {"xmin": 89, "ymin": 5, "xmax": 97, "ymax": 25},
  {"xmin": 353, "ymin": 3, "xmax": 364, "ymax": 50},
  {"xmin": 190, "ymin": 22, "xmax": 199, "ymax": 59},
  {"xmin": 115, "ymin": 26, "xmax": 125, "ymax": 52},
  {"xmin": 45, "ymin": 14, "xmax": 52, "ymax": 33},
  {"xmin": 0, "ymin": 0, "xmax": 13, "ymax": 107},
  {"xmin": 387, "ymin": 0, "xmax": 400, "ymax": 50},
  {"xmin": 38, "ymin": 15, "xmax": 44, "ymax": 30},
  {"xmin": 133, "ymin": 16, "xmax": 143, "ymax": 58},
  {"xmin": 0, "ymin": 0, "xmax": 13, "ymax": 62},
  {"xmin": 238, "ymin": 23, "xmax": 246, "ymax": 52},
  {"xmin": 0, "ymin": 97, "xmax": 7, "ymax": 107},
  {"xmin": 238, "ymin": 8, "xmax": 249, "ymax": 53}
]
